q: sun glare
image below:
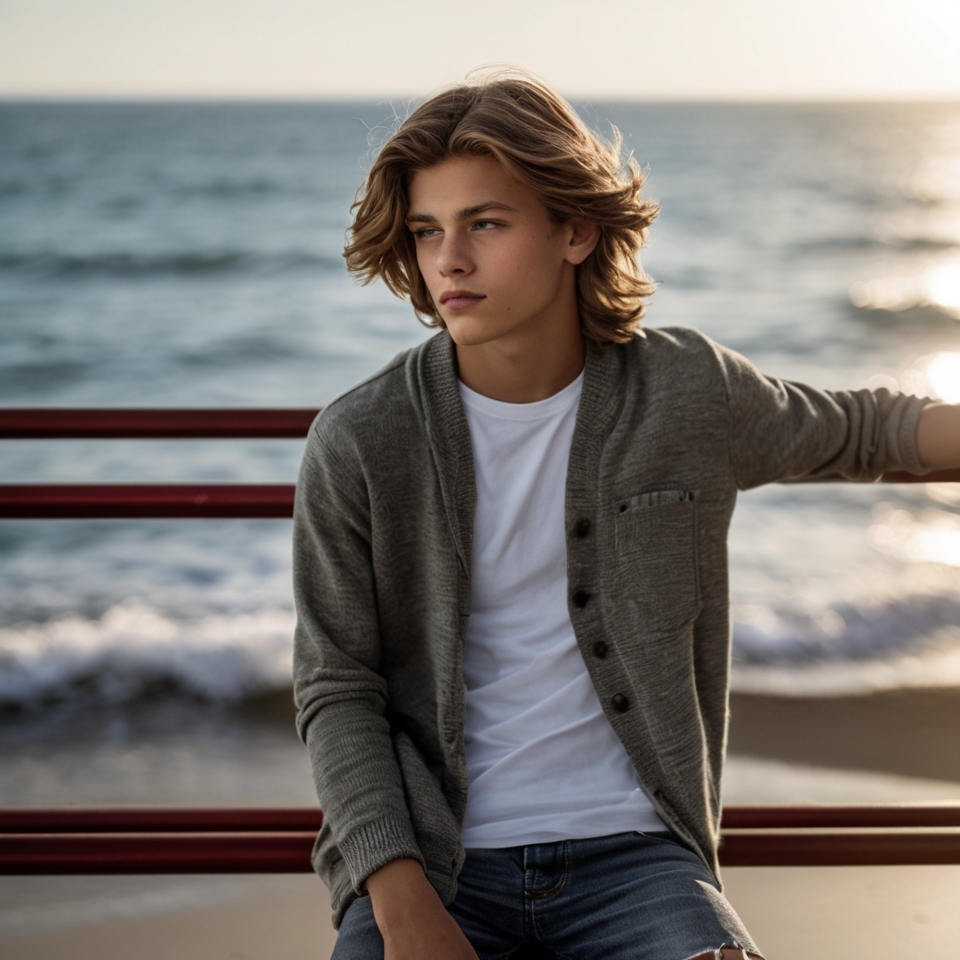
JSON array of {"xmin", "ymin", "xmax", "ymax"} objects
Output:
[
  {"xmin": 926, "ymin": 353, "xmax": 960, "ymax": 403},
  {"xmin": 871, "ymin": 505, "xmax": 960, "ymax": 568},
  {"xmin": 923, "ymin": 261, "xmax": 960, "ymax": 316},
  {"xmin": 851, "ymin": 260, "xmax": 960, "ymax": 318}
]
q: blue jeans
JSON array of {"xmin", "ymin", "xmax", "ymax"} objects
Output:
[{"xmin": 332, "ymin": 832, "xmax": 761, "ymax": 960}]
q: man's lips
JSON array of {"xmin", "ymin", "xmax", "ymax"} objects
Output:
[{"xmin": 439, "ymin": 290, "xmax": 485, "ymax": 310}]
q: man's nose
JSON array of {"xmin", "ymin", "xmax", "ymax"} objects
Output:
[{"xmin": 436, "ymin": 234, "xmax": 474, "ymax": 276}]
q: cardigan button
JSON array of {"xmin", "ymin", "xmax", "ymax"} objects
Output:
[
  {"xmin": 572, "ymin": 589, "xmax": 591, "ymax": 608},
  {"xmin": 593, "ymin": 640, "xmax": 608, "ymax": 659},
  {"xmin": 573, "ymin": 517, "xmax": 591, "ymax": 538},
  {"xmin": 611, "ymin": 693, "xmax": 629, "ymax": 712}
]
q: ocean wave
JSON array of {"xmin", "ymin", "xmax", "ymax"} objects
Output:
[
  {"xmin": 732, "ymin": 591, "xmax": 960, "ymax": 665},
  {"xmin": 4, "ymin": 587, "xmax": 960, "ymax": 712},
  {"xmin": 0, "ymin": 603, "xmax": 295, "ymax": 709},
  {"xmin": 731, "ymin": 644, "xmax": 960, "ymax": 696},
  {"xmin": 0, "ymin": 250, "xmax": 341, "ymax": 279},
  {"xmin": 730, "ymin": 582, "xmax": 960, "ymax": 693},
  {"xmin": 848, "ymin": 301, "xmax": 960, "ymax": 326},
  {"xmin": 173, "ymin": 178, "xmax": 286, "ymax": 199},
  {"xmin": 884, "ymin": 236, "xmax": 959, "ymax": 251},
  {"xmin": 793, "ymin": 234, "xmax": 959, "ymax": 255},
  {"xmin": 0, "ymin": 180, "xmax": 27, "ymax": 198}
]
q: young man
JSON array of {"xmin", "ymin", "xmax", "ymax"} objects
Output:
[{"xmin": 293, "ymin": 74, "xmax": 960, "ymax": 960}]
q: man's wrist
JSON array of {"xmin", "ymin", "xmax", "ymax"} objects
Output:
[{"xmin": 366, "ymin": 858, "xmax": 437, "ymax": 928}]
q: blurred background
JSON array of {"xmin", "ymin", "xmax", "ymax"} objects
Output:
[{"xmin": 2, "ymin": 2, "xmax": 960, "ymax": 957}]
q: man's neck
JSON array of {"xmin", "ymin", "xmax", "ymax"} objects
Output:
[{"xmin": 454, "ymin": 314, "xmax": 586, "ymax": 404}]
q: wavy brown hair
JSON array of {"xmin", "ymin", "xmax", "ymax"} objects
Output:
[{"xmin": 344, "ymin": 71, "xmax": 659, "ymax": 345}]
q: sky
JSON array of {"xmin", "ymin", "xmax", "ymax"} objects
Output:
[{"xmin": 1, "ymin": 0, "xmax": 959, "ymax": 100}]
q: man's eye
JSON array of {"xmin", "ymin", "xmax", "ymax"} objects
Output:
[
  {"xmin": 413, "ymin": 228, "xmax": 440, "ymax": 239},
  {"xmin": 474, "ymin": 220, "xmax": 497, "ymax": 230}
]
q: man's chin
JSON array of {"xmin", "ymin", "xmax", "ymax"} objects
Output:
[{"xmin": 443, "ymin": 317, "xmax": 508, "ymax": 349}]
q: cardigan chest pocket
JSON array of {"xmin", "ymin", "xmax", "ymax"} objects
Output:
[{"xmin": 613, "ymin": 489, "xmax": 699, "ymax": 634}]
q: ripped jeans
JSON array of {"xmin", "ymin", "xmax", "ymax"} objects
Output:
[{"xmin": 332, "ymin": 831, "xmax": 762, "ymax": 960}]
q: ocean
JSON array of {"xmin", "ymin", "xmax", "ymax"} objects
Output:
[{"xmin": 2, "ymin": 100, "xmax": 960, "ymax": 815}]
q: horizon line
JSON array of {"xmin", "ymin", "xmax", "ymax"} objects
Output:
[{"xmin": 3, "ymin": 92, "xmax": 960, "ymax": 106}]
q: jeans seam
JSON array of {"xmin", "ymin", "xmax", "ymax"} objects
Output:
[
  {"xmin": 527, "ymin": 841, "xmax": 570, "ymax": 958},
  {"xmin": 530, "ymin": 900, "xmax": 576, "ymax": 960}
]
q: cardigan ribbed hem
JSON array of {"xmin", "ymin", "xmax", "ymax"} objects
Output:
[{"xmin": 336, "ymin": 815, "xmax": 426, "ymax": 899}]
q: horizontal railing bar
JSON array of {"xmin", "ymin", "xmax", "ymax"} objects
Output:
[
  {"xmin": 0, "ymin": 409, "xmax": 321, "ymax": 440},
  {"xmin": 0, "ymin": 808, "xmax": 324, "ymax": 833},
  {"xmin": 5, "ymin": 805, "xmax": 960, "ymax": 834},
  {"xmin": 882, "ymin": 469, "xmax": 960, "ymax": 483},
  {"xmin": 0, "ymin": 832, "xmax": 317, "ymax": 875},
  {"xmin": 724, "ymin": 803, "xmax": 960, "ymax": 830},
  {"xmin": 4, "ymin": 467, "xmax": 960, "ymax": 520},
  {"xmin": 720, "ymin": 805, "xmax": 960, "ymax": 829},
  {"xmin": 718, "ymin": 829, "xmax": 960, "ymax": 867},
  {"xmin": 0, "ymin": 484, "xmax": 295, "ymax": 519},
  {"xmin": 5, "ymin": 828, "xmax": 960, "ymax": 874}
]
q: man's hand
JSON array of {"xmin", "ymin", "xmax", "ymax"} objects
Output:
[
  {"xmin": 366, "ymin": 858, "xmax": 480, "ymax": 960},
  {"xmin": 917, "ymin": 402, "xmax": 960, "ymax": 469}
]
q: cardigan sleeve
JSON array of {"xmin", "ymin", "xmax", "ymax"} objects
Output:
[
  {"xmin": 292, "ymin": 420, "xmax": 425, "ymax": 894},
  {"xmin": 710, "ymin": 340, "xmax": 936, "ymax": 490}
]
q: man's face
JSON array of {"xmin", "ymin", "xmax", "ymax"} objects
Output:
[{"xmin": 406, "ymin": 155, "xmax": 583, "ymax": 349}]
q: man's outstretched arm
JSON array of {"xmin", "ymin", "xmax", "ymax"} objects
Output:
[
  {"xmin": 917, "ymin": 403, "xmax": 960, "ymax": 469},
  {"xmin": 709, "ymin": 334, "xmax": 943, "ymax": 488}
]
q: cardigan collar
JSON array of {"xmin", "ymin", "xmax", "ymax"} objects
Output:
[{"xmin": 415, "ymin": 328, "xmax": 631, "ymax": 571}]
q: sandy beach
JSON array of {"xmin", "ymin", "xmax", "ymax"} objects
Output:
[
  {"xmin": 5, "ymin": 687, "xmax": 960, "ymax": 959},
  {"xmin": 728, "ymin": 687, "xmax": 960, "ymax": 784},
  {"xmin": 3, "ymin": 866, "xmax": 959, "ymax": 960}
]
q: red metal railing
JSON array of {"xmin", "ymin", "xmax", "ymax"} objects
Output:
[
  {"xmin": 0, "ymin": 807, "xmax": 324, "ymax": 833},
  {"xmin": 9, "ymin": 804, "xmax": 960, "ymax": 834},
  {"xmin": 0, "ymin": 408, "xmax": 318, "ymax": 518},
  {"xmin": 3, "ymin": 806, "xmax": 960, "ymax": 873},
  {"xmin": 0, "ymin": 483, "xmax": 296, "ymax": 519},
  {"xmin": 2, "ymin": 409, "xmax": 958, "ymax": 520},
  {"xmin": 0, "ymin": 408, "xmax": 320, "ymax": 439},
  {"xmin": 3, "ymin": 409, "xmax": 960, "ymax": 875},
  {"xmin": 0, "ymin": 831, "xmax": 318, "ymax": 875}
]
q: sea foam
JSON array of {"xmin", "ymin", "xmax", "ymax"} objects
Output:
[
  {"xmin": 3, "ymin": 591, "xmax": 960, "ymax": 709},
  {"xmin": 0, "ymin": 602, "xmax": 295, "ymax": 708}
]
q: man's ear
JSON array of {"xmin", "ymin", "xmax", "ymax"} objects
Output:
[{"xmin": 564, "ymin": 219, "xmax": 601, "ymax": 266}]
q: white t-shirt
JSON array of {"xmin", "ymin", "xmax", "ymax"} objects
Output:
[{"xmin": 458, "ymin": 373, "xmax": 666, "ymax": 848}]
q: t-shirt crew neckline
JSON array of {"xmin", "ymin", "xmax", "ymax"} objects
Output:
[{"xmin": 457, "ymin": 371, "xmax": 585, "ymax": 421}]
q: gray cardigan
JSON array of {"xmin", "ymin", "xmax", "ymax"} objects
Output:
[{"xmin": 292, "ymin": 326, "xmax": 930, "ymax": 926}]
